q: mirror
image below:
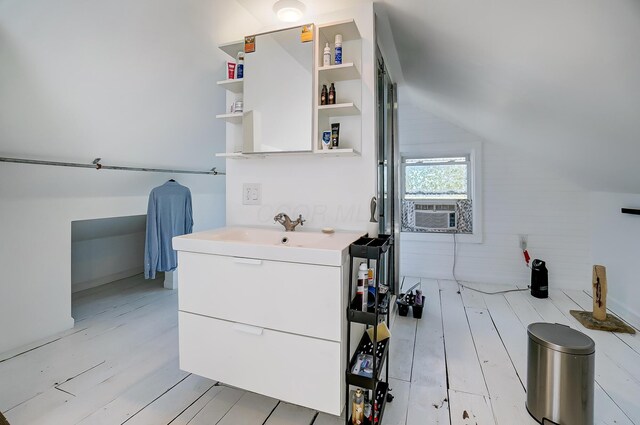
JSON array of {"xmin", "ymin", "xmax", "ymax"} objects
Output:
[{"xmin": 242, "ymin": 25, "xmax": 314, "ymax": 153}]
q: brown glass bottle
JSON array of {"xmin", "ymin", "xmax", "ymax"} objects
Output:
[
  {"xmin": 328, "ymin": 83, "xmax": 336, "ymax": 105},
  {"xmin": 320, "ymin": 85, "xmax": 328, "ymax": 105}
]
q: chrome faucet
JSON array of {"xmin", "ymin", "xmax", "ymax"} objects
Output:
[{"xmin": 274, "ymin": 213, "xmax": 305, "ymax": 231}]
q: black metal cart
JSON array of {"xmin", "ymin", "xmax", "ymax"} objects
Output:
[{"xmin": 345, "ymin": 234, "xmax": 395, "ymax": 424}]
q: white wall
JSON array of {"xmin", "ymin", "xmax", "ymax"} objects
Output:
[
  {"xmin": 0, "ymin": 0, "xmax": 260, "ymax": 354},
  {"xmin": 70, "ymin": 215, "xmax": 146, "ymax": 292},
  {"xmin": 226, "ymin": 5, "xmax": 377, "ymax": 232},
  {"xmin": 72, "ymin": 232, "xmax": 145, "ymax": 293},
  {"xmin": 591, "ymin": 192, "xmax": 640, "ymax": 329},
  {"xmin": 398, "ymin": 90, "xmax": 592, "ymax": 289}
]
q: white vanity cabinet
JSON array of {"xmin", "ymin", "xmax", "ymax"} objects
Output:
[{"xmin": 173, "ymin": 227, "xmax": 362, "ymax": 416}]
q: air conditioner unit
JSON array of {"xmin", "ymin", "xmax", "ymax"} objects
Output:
[{"xmin": 413, "ymin": 202, "xmax": 457, "ymax": 230}]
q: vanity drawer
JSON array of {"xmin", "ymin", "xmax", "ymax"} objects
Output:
[
  {"xmin": 178, "ymin": 252, "xmax": 342, "ymax": 341},
  {"xmin": 179, "ymin": 312, "xmax": 343, "ymax": 415}
]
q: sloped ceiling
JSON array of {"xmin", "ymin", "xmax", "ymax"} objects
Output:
[
  {"xmin": 236, "ymin": 0, "xmax": 640, "ymax": 193},
  {"xmin": 379, "ymin": 0, "xmax": 640, "ymax": 193}
]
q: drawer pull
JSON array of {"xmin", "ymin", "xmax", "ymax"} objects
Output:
[
  {"xmin": 233, "ymin": 258, "xmax": 262, "ymax": 265},
  {"xmin": 233, "ymin": 323, "xmax": 264, "ymax": 336}
]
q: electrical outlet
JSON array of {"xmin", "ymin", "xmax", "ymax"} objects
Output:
[
  {"xmin": 242, "ymin": 183, "xmax": 261, "ymax": 205},
  {"xmin": 519, "ymin": 234, "xmax": 528, "ymax": 251}
]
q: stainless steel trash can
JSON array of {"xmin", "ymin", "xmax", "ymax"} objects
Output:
[{"xmin": 526, "ymin": 323, "xmax": 595, "ymax": 425}]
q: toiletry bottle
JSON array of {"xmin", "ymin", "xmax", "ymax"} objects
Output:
[
  {"xmin": 331, "ymin": 123, "xmax": 340, "ymax": 148},
  {"xmin": 368, "ymin": 267, "xmax": 374, "ymax": 289},
  {"xmin": 227, "ymin": 62, "xmax": 236, "ymax": 80},
  {"xmin": 363, "ymin": 391, "xmax": 372, "ymax": 422},
  {"xmin": 357, "ymin": 263, "xmax": 367, "ymax": 311},
  {"xmin": 335, "ymin": 34, "xmax": 343, "ymax": 65},
  {"xmin": 362, "ymin": 269, "xmax": 369, "ymax": 312},
  {"xmin": 321, "ymin": 84, "xmax": 328, "ymax": 106},
  {"xmin": 236, "ymin": 52, "xmax": 244, "ymax": 79},
  {"xmin": 352, "ymin": 388, "xmax": 364, "ymax": 425},
  {"xmin": 323, "ymin": 42, "xmax": 331, "ymax": 66},
  {"xmin": 328, "ymin": 83, "xmax": 336, "ymax": 105}
]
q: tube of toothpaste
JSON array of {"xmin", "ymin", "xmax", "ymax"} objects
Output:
[{"xmin": 227, "ymin": 62, "xmax": 236, "ymax": 79}]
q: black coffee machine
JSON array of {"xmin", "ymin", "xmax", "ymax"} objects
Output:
[{"xmin": 530, "ymin": 259, "xmax": 548, "ymax": 298}]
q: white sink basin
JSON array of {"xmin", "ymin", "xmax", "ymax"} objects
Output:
[
  {"xmin": 173, "ymin": 226, "xmax": 364, "ymax": 266},
  {"xmin": 212, "ymin": 227, "xmax": 331, "ymax": 247}
]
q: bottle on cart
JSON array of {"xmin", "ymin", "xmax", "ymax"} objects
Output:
[
  {"xmin": 357, "ymin": 263, "xmax": 368, "ymax": 311},
  {"xmin": 352, "ymin": 388, "xmax": 364, "ymax": 424},
  {"xmin": 363, "ymin": 390, "xmax": 372, "ymax": 421}
]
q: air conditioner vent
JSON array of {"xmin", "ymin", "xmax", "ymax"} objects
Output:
[{"xmin": 413, "ymin": 202, "xmax": 457, "ymax": 230}]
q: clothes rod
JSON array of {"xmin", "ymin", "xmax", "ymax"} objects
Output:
[
  {"xmin": 0, "ymin": 156, "xmax": 225, "ymax": 176},
  {"xmin": 621, "ymin": 208, "xmax": 640, "ymax": 216}
]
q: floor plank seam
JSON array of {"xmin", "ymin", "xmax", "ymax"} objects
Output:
[
  {"xmin": 0, "ymin": 327, "xmax": 89, "ymax": 363},
  {"xmin": 259, "ymin": 400, "xmax": 281, "ymax": 425},
  {"xmin": 167, "ymin": 380, "xmax": 221, "ymax": 425},
  {"xmin": 408, "ymin": 308, "xmax": 419, "ymax": 384},
  {"xmin": 437, "ymin": 282, "xmax": 454, "ymax": 425},
  {"xmin": 595, "ymin": 381, "xmax": 636, "ymax": 425},
  {"xmin": 486, "ymin": 305, "xmax": 526, "ymax": 391},
  {"xmin": 4, "ymin": 391, "xmax": 42, "ymax": 413},
  {"xmin": 120, "ymin": 373, "xmax": 199, "ymax": 425},
  {"xmin": 461, "ymin": 305, "xmax": 490, "ymax": 398},
  {"xmin": 56, "ymin": 360, "xmax": 106, "ymax": 387},
  {"xmin": 54, "ymin": 386, "xmax": 76, "ymax": 397},
  {"xmin": 202, "ymin": 387, "xmax": 248, "ymax": 425},
  {"xmin": 461, "ymin": 303, "xmax": 496, "ymax": 423}
]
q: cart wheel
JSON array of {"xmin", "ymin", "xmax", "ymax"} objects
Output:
[{"xmin": 387, "ymin": 393, "xmax": 394, "ymax": 402}]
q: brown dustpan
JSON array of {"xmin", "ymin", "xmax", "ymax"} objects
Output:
[{"xmin": 571, "ymin": 265, "xmax": 636, "ymax": 334}]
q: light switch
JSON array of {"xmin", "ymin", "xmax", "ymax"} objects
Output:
[{"xmin": 243, "ymin": 183, "xmax": 261, "ymax": 205}]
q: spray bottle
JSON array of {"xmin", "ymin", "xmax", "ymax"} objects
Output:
[{"xmin": 323, "ymin": 43, "xmax": 331, "ymax": 66}]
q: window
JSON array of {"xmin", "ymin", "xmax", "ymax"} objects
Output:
[
  {"xmin": 403, "ymin": 156, "xmax": 470, "ymax": 201},
  {"xmin": 401, "ymin": 153, "xmax": 477, "ymax": 236}
]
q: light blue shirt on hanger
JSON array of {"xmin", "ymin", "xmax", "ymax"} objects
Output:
[{"xmin": 144, "ymin": 180, "xmax": 193, "ymax": 279}]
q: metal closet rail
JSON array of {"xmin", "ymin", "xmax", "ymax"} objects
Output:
[{"xmin": 0, "ymin": 156, "xmax": 225, "ymax": 176}]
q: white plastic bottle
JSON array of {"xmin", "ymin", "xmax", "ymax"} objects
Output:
[
  {"xmin": 334, "ymin": 34, "xmax": 342, "ymax": 64},
  {"xmin": 323, "ymin": 42, "xmax": 331, "ymax": 66}
]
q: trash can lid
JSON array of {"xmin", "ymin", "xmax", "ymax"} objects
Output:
[{"xmin": 527, "ymin": 323, "xmax": 595, "ymax": 355}]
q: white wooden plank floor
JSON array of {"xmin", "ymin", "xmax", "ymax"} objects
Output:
[{"xmin": 1, "ymin": 274, "xmax": 639, "ymax": 424}]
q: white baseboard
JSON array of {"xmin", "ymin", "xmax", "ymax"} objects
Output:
[
  {"xmin": 607, "ymin": 296, "xmax": 640, "ymax": 331},
  {"xmin": 72, "ymin": 267, "xmax": 143, "ymax": 293}
]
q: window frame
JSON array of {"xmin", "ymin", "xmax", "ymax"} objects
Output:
[{"xmin": 400, "ymin": 141, "xmax": 483, "ymax": 244}]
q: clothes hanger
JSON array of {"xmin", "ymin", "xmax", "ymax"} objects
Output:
[{"xmin": 168, "ymin": 179, "xmax": 176, "ymax": 182}]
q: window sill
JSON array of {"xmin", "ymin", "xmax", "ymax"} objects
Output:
[{"xmin": 400, "ymin": 231, "xmax": 483, "ymax": 244}]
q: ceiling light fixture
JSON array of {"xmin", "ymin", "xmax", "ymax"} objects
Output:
[{"xmin": 273, "ymin": 0, "xmax": 305, "ymax": 23}]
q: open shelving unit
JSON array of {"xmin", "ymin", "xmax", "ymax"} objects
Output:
[
  {"xmin": 215, "ymin": 112, "xmax": 243, "ymax": 124},
  {"xmin": 318, "ymin": 102, "xmax": 360, "ymax": 118},
  {"xmin": 318, "ymin": 62, "xmax": 360, "ymax": 82},
  {"xmin": 314, "ymin": 19, "xmax": 362, "ymax": 155},
  {"xmin": 216, "ymin": 78, "xmax": 243, "ymax": 93},
  {"xmin": 215, "ymin": 19, "xmax": 364, "ymax": 159},
  {"xmin": 218, "ymin": 40, "xmax": 244, "ymax": 58},
  {"xmin": 345, "ymin": 234, "xmax": 395, "ymax": 424},
  {"xmin": 215, "ymin": 40, "xmax": 245, "ymax": 156}
]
